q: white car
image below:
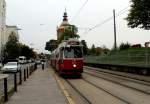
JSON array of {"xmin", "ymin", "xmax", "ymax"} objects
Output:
[{"xmin": 1, "ymin": 62, "xmax": 21, "ymax": 73}]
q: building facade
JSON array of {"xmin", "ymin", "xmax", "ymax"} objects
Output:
[
  {"xmin": 0, "ymin": 0, "xmax": 19, "ymax": 61},
  {"xmin": 0, "ymin": 0, "xmax": 6, "ymax": 60}
]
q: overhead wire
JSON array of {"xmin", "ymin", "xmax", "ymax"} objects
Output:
[
  {"xmin": 85, "ymin": 6, "xmax": 130, "ymax": 34},
  {"xmin": 71, "ymin": 0, "xmax": 89, "ymax": 22}
]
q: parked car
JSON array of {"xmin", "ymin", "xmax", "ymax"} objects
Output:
[
  {"xmin": 1, "ymin": 62, "xmax": 21, "ymax": 73},
  {"xmin": 18, "ymin": 56, "xmax": 26, "ymax": 64},
  {"xmin": 0, "ymin": 63, "xmax": 2, "ymax": 69},
  {"xmin": 35, "ymin": 60, "xmax": 41, "ymax": 65}
]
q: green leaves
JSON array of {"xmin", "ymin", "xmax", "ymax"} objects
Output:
[
  {"xmin": 45, "ymin": 39, "xmax": 58, "ymax": 52},
  {"xmin": 81, "ymin": 40, "xmax": 88, "ymax": 55},
  {"xmin": 126, "ymin": 0, "xmax": 150, "ymax": 30},
  {"xmin": 5, "ymin": 32, "xmax": 19, "ymax": 59},
  {"xmin": 5, "ymin": 32, "xmax": 36, "ymax": 60}
]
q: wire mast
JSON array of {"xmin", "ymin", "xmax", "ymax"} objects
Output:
[{"xmin": 113, "ymin": 9, "xmax": 117, "ymax": 51}]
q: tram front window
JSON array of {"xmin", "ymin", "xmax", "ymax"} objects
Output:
[{"xmin": 64, "ymin": 47, "xmax": 82, "ymax": 58}]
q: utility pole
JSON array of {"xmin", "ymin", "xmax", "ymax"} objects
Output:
[{"xmin": 113, "ymin": 9, "xmax": 117, "ymax": 51}]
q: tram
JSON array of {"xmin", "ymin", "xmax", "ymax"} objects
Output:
[{"xmin": 51, "ymin": 38, "xmax": 83, "ymax": 76}]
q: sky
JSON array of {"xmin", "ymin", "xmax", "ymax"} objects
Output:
[{"xmin": 5, "ymin": 0, "xmax": 150, "ymax": 53}]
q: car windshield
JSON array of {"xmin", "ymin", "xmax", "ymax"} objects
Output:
[
  {"xmin": 6, "ymin": 62, "xmax": 17, "ymax": 66},
  {"xmin": 64, "ymin": 47, "xmax": 82, "ymax": 58}
]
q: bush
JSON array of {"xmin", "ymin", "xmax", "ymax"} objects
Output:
[{"xmin": 119, "ymin": 42, "xmax": 131, "ymax": 50}]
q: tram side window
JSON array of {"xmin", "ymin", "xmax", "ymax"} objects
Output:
[
  {"xmin": 56, "ymin": 53, "xmax": 59, "ymax": 59},
  {"xmin": 60, "ymin": 48, "xmax": 64, "ymax": 59}
]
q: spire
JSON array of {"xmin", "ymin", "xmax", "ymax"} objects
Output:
[{"xmin": 63, "ymin": 9, "xmax": 68, "ymax": 22}]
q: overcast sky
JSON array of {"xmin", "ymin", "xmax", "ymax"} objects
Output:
[{"xmin": 6, "ymin": 0, "xmax": 150, "ymax": 53}]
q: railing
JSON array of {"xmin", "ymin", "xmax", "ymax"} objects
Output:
[
  {"xmin": 0, "ymin": 74, "xmax": 9, "ymax": 102},
  {"xmin": 0, "ymin": 62, "xmax": 36, "ymax": 103}
]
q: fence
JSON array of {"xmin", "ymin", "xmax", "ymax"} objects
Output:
[
  {"xmin": 0, "ymin": 62, "xmax": 36, "ymax": 102},
  {"xmin": 84, "ymin": 48, "xmax": 150, "ymax": 67}
]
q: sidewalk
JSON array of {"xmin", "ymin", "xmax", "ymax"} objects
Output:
[{"xmin": 6, "ymin": 67, "xmax": 67, "ymax": 104}]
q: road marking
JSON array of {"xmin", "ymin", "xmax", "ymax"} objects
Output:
[{"xmin": 54, "ymin": 73, "xmax": 76, "ymax": 104}]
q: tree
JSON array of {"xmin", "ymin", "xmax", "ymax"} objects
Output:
[
  {"xmin": 102, "ymin": 46, "xmax": 110, "ymax": 54},
  {"xmin": 126, "ymin": 0, "xmax": 150, "ymax": 30},
  {"xmin": 81, "ymin": 40, "xmax": 88, "ymax": 55},
  {"xmin": 45, "ymin": 39, "xmax": 58, "ymax": 52},
  {"xmin": 119, "ymin": 42, "xmax": 131, "ymax": 50},
  {"xmin": 89, "ymin": 44, "xmax": 96, "ymax": 55},
  {"xmin": 95, "ymin": 47, "xmax": 103, "ymax": 55},
  {"xmin": 5, "ymin": 32, "xmax": 36, "ymax": 60},
  {"xmin": 5, "ymin": 32, "xmax": 19, "ymax": 59},
  {"xmin": 19, "ymin": 44, "xmax": 36, "ymax": 59}
]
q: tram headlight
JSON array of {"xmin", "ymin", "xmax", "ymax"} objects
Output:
[{"xmin": 73, "ymin": 64, "xmax": 76, "ymax": 68}]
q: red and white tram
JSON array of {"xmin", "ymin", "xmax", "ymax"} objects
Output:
[{"xmin": 51, "ymin": 38, "xmax": 83, "ymax": 76}]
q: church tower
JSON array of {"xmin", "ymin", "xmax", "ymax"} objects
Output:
[
  {"xmin": 57, "ymin": 11, "xmax": 70, "ymax": 40},
  {"xmin": 57, "ymin": 11, "xmax": 78, "ymax": 42}
]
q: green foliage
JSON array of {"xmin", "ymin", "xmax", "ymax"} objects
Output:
[
  {"xmin": 102, "ymin": 45, "xmax": 110, "ymax": 54},
  {"xmin": 45, "ymin": 39, "xmax": 58, "ymax": 52},
  {"xmin": 5, "ymin": 32, "xmax": 36, "ymax": 60},
  {"xmin": 88, "ymin": 45, "xmax": 110, "ymax": 56},
  {"xmin": 81, "ymin": 40, "xmax": 88, "ymax": 55},
  {"xmin": 126, "ymin": 0, "xmax": 150, "ymax": 30},
  {"xmin": 89, "ymin": 44, "xmax": 96, "ymax": 55},
  {"xmin": 119, "ymin": 42, "xmax": 131, "ymax": 50},
  {"xmin": 5, "ymin": 32, "xmax": 19, "ymax": 59},
  {"xmin": 19, "ymin": 44, "xmax": 36, "ymax": 59}
]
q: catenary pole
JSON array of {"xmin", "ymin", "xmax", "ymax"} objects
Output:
[{"xmin": 113, "ymin": 9, "xmax": 117, "ymax": 51}]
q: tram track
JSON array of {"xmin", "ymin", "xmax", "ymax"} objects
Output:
[
  {"xmin": 84, "ymin": 66, "xmax": 150, "ymax": 94},
  {"xmin": 82, "ymin": 78, "xmax": 131, "ymax": 104},
  {"xmin": 86, "ymin": 69, "xmax": 150, "ymax": 87},
  {"xmin": 53, "ymin": 69, "xmax": 92, "ymax": 104},
  {"xmin": 53, "ymin": 66, "xmax": 150, "ymax": 104},
  {"xmin": 65, "ymin": 78, "xmax": 129, "ymax": 104},
  {"xmin": 82, "ymin": 72, "xmax": 150, "ymax": 104},
  {"xmin": 84, "ymin": 66, "xmax": 150, "ymax": 83},
  {"xmin": 84, "ymin": 69, "xmax": 150, "ymax": 95},
  {"xmin": 65, "ymin": 79, "xmax": 92, "ymax": 104}
]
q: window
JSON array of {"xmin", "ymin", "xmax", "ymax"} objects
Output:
[
  {"xmin": 64, "ymin": 46, "xmax": 82, "ymax": 58},
  {"xmin": 60, "ymin": 48, "xmax": 64, "ymax": 59}
]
